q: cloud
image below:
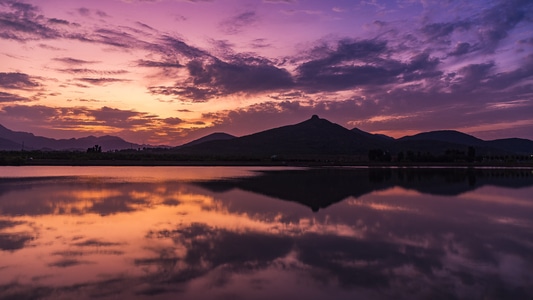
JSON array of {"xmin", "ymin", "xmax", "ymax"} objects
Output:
[
  {"xmin": 69, "ymin": 28, "xmax": 140, "ymax": 49},
  {"xmin": 0, "ymin": 104, "xmax": 164, "ymax": 134},
  {"xmin": 0, "ymin": 72, "xmax": 40, "ymax": 89},
  {"xmin": 148, "ymin": 57, "xmax": 294, "ymax": 102},
  {"xmin": 77, "ymin": 7, "xmax": 90, "ymax": 17},
  {"xmin": 250, "ymin": 38, "xmax": 271, "ymax": 49},
  {"xmin": 0, "ymin": 0, "xmax": 61, "ymax": 41},
  {"xmin": 73, "ymin": 7, "xmax": 109, "ymax": 19},
  {"xmin": 419, "ymin": 0, "xmax": 533, "ymax": 54},
  {"xmin": 53, "ymin": 57, "xmax": 99, "ymax": 65},
  {"xmin": 177, "ymin": 0, "xmax": 215, "ymax": 3},
  {"xmin": 219, "ymin": 11, "xmax": 258, "ymax": 35},
  {"xmin": 75, "ymin": 77, "xmax": 130, "ymax": 86},
  {"xmin": 95, "ymin": 10, "xmax": 109, "ymax": 18},
  {"xmin": 421, "ymin": 21, "xmax": 471, "ymax": 43},
  {"xmin": 476, "ymin": 0, "xmax": 531, "ymax": 51},
  {"xmin": 482, "ymin": 54, "xmax": 533, "ymax": 90},
  {"xmin": 518, "ymin": 37, "xmax": 533, "ymax": 46},
  {"xmin": 0, "ymin": 104, "xmax": 59, "ymax": 122},
  {"xmin": 136, "ymin": 59, "xmax": 183, "ymax": 68},
  {"xmin": 263, "ymin": 0, "xmax": 296, "ymax": 3},
  {"xmin": 0, "ymin": 91, "xmax": 31, "ymax": 102},
  {"xmin": 158, "ymin": 35, "xmax": 210, "ymax": 59},
  {"xmin": 48, "ymin": 18, "xmax": 70, "ymax": 25},
  {"xmin": 57, "ymin": 68, "xmax": 128, "ymax": 75},
  {"xmin": 163, "ymin": 117, "xmax": 183, "ymax": 125},
  {"xmin": 148, "ymin": 86, "xmax": 221, "ymax": 103},
  {"xmin": 448, "ymin": 42, "xmax": 473, "ymax": 56},
  {"xmin": 294, "ymin": 39, "xmax": 441, "ymax": 92},
  {"xmin": 38, "ymin": 43, "xmax": 63, "ymax": 51}
]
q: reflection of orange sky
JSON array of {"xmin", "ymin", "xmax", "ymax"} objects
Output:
[
  {"xmin": 1, "ymin": 167, "xmax": 532, "ymax": 299},
  {"xmin": 0, "ymin": 177, "xmax": 363, "ymax": 288},
  {"xmin": 0, "ymin": 166, "xmax": 287, "ymax": 180},
  {"xmin": 346, "ymin": 187, "xmax": 421, "ymax": 213},
  {"xmin": 368, "ymin": 186, "xmax": 423, "ymax": 197}
]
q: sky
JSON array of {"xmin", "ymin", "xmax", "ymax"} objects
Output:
[{"xmin": 1, "ymin": 0, "xmax": 532, "ymax": 145}]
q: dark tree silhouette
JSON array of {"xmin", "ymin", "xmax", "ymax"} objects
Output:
[
  {"xmin": 87, "ymin": 144, "xmax": 102, "ymax": 153},
  {"xmin": 467, "ymin": 146, "xmax": 476, "ymax": 162},
  {"xmin": 368, "ymin": 149, "xmax": 391, "ymax": 162}
]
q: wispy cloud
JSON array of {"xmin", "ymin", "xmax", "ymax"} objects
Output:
[
  {"xmin": 0, "ymin": 91, "xmax": 31, "ymax": 102},
  {"xmin": 75, "ymin": 77, "xmax": 130, "ymax": 86},
  {"xmin": 0, "ymin": 0, "xmax": 61, "ymax": 41},
  {"xmin": 148, "ymin": 57, "xmax": 294, "ymax": 101},
  {"xmin": 219, "ymin": 11, "xmax": 259, "ymax": 35},
  {"xmin": 0, "ymin": 72, "xmax": 40, "ymax": 89},
  {"xmin": 53, "ymin": 57, "xmax": 99, "ymax": 65},
  {"xmin": 57, "ymin": 69, "xmax": 128, "ymax": 75}
]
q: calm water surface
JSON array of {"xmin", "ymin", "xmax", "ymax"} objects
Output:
[{"xmin": 0, "ymin": 166, "xmax": 532, "ymax": 299}]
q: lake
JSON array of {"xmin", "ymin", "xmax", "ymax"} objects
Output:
[{"xmin": 0, "ymin": 166, "xmax": 532, "ymax": 299}]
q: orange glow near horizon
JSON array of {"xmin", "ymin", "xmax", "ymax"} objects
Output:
[{"xmin": 1, "ymin": 0, "xmax": 532, "ymax": 145}]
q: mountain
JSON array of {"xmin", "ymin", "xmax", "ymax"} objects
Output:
[
  {"xmin": 0, "ymin": 137, "xmax": 22, "ymax": 151},
  {"xmin": 2, "ymin": 118, "xmax": 532, "ymax": 157},
  {"xmin": 397, "ymin": 130, "xmax": 533, "ymax": 155},
  {"xmin": 178, "ymin": 132, "xmax": 236, "ymax": 148},
  {"xmin": 351, "ymin": 128, "xmax": 395, "ymax": 142},
  {"xmin": 486, "ymin": 138, "xmax": 533, "ymax": 155},
  {"xmin": 196, "ymin": 168, "xmax": 533, "ymax": 212},
  {"xmin": 177, "ymin": 117, "xmax": 532, "ymax": 158},
  {"xmin": 399, "ymin": 130, "xmax": 485, "ymax": 146},
  {"xmin": 176, "ymin": 115, "xmax": 388, "ymax": 157},
  {"xmin": 0, "ymin": 124, "xmax": 141, "ymax": 151}
]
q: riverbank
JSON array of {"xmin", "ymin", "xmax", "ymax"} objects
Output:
[{"xmin": 7, "ymin": 158, "xmax": 532, "ymax": 168}]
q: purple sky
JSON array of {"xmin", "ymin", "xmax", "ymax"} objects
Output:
[{"xmin": 1, "ymin": 0, "xmax": 532, "ymax": 145}]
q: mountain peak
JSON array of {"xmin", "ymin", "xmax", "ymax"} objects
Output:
[{"xmin": 311, "ymin": 114, "xmax": 320, "ymax": 120}]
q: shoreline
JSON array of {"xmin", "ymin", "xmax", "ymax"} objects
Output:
[{"xmin": 5, "ymin": 159, "xmax": 532, "ymax": 168}]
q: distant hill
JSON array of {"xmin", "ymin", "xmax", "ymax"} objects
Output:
[
  {"xmin": 397, "ymin": 130, "xmax": 532, "ymax": 155},
  {"xmin": 2, "ymin": 118, "xmax": 532, "ymax": 157},
  {"xmin": 399, "ymin": 130, "xmax": 485, "ymax": 146},
  {"xmin": 176, "ymin": 117, "xmax": 532, "ymax": 158},
  {"xmin": 177, "ymin": 132, "xmax": 236, "ymax": 148},
  {"xmin": 487, "ymin": 138, "xmax": 533, "ymax": 155},
  {"xmin": 176, "ymin": 115, "xmax": 388, "ymax": 157},
  {"xmin": 351, "ymin": 128, "xmax": 395, "ymax": 142},
  {"xmin": 0, "ymin": 124, "xmax": 141, "ymax": 151},
  {"xmin": 196, "ymin": 168, "xmax": 533, "ymax": 211},
  {"xmin": 0, "ymin": 137, "xmax": 22, "ymax": 151}
]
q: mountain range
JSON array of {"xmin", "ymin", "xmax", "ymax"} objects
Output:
[
  {"xmin": 174, "ymin": 115, "xmax": 533, "ymax": 157},
  {"xmin": 0, "ymin": 124, "xmax": 142, "ymax": 151},
  {"xmin": 195, "ymin": 168, "xmax": 533, "ymax": 211},
  {"xmin": 1, "ymin": 116, "xmax": 532, "ymax": 156}
]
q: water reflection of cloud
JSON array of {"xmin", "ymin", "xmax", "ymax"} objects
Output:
[
  {"xmin": 347, "ymin": 198, "xmax": 418, "ymax": 213},
  {"xmin": 0, "ymin": 168, "xmax": 532, "ymax": 299}
]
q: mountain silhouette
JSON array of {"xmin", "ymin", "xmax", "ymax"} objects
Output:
[
  {"xmin": 0, "ymin": 136, "xmax": 22, "ymax": 151},
  {"xmin": 397, "ymin": 130, "xmax": 533, "ymax": 155},
  {"xmin": 399, "ymin": 130, "xmax": 485, "ymax": 146},
  {"xmin": 1, "ymin": 117, "xmax": 532, "ymax": 156},
  {"xmin": 177, "ymin": 132, "xmax": 236, "ymax": 148},
  {"xmin": 0, "ymin": 124, "xmax": 141, "ymax": 151},
  {"xmin": 486, "ymin": 138, "xmax": 533, "ymax": 155},
  {"xmin": 351, "ymin": 127, "xmax": 395, "ymax": 143},
  {"xmin": 176, "ymin": 115, "xmax": 388, "ymax": 157},
  {"xmin": 195, "ymin": 168, "xmax": 533, "ymax": 212},
  {"xmin": 176, "ymin": 116, "xmax": 531, "ymax": 157}
]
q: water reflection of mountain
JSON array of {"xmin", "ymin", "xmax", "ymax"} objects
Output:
[
  {"xmin": 1, "ymin": 168, "xmax": 532, "ymax": 299},
  {"xmin": 0, "ymin": 177, "xmax": 186, "ymax": 217},
  {"xmin": 196, "ymin": 168, "xmax": 533, "ymax": 211}
]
